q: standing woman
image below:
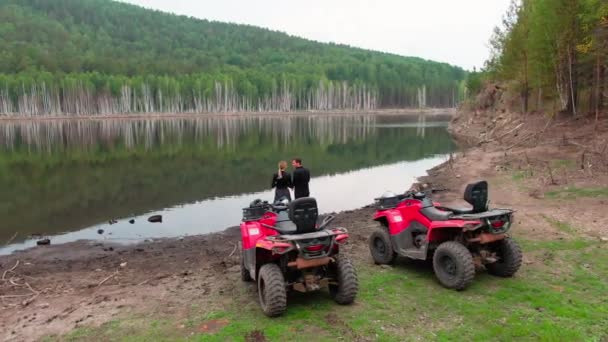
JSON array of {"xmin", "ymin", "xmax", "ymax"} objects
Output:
[{"xmin": 271, "ymin": 161, "xmax": 292, "ymax": 202}]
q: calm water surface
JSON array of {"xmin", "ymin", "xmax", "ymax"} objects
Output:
[{"xmin": 0, "ymin": 114, "xmax": 454, "ymax": 254}]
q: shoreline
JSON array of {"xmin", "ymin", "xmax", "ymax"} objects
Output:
[{"xmin": 0, "ymin": 108, "xmax": 455, "ymax": 122}]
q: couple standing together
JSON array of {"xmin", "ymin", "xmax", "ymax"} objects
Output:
[{"xmin": 271, "ymin": 158, "xmax": 310, "ymax": 202}]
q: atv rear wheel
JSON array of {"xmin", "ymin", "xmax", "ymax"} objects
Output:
[
  {"xmin": 369, "ymin": 228, "xmax": 396, "ymax": 264},
  {"xmin": 432, "ymin": 241, "xmax": 475, "ymax": 290},
  {"xmin": 329, "ymin": 255, "xmax": 358, "ymax": 305},
  {"xmin": 241, "ymin": 253, "xmax": 252, "ymax": 282},
  {"xmin": 257, "ymin": 263, "xmax": 287, "ymax": 317},
  {"xmin": 485, "ymin": 237, "xmax": 522, "ymax": 277}
]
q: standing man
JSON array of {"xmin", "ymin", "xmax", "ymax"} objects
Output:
[{"xmin": 291, "ymin": 158, "xmax": 310, "ymax": 199}]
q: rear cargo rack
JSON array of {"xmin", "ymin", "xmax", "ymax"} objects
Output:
[
  {"xmin": 242, "ymin": 206, "xmax": 268, "ymax": 221},
  {"xmin": 375, "ymin": 196, "xmax": 403, "ymax": 210}
]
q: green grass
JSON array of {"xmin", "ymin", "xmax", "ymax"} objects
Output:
[
  {"xmin": 545, "ymin": 186, "xmax": 608, "ymax": 199},
  {"xmin": 54, "ymin": 238, "xmax": 608, "ymax": 342},
  {"xmin": 512, "ymin": 170, "xmax": 533, "ymax": 181},
  {"xmin": 541, "ymin": 214, "xmax": 577, "ymax": 234},
  {"xmin": 550, "ymin": 159, "xmax": 576, "ymax": 169}
]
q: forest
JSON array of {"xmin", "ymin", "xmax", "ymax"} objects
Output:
[
  {"xmin": 469, "ymin": 0, "xmax": 608, "ymax": 116},
  {"xmin": 0, "ymin": 0, "xmax": 466, "ymax": 116}
]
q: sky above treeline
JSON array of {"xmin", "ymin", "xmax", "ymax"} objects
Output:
[{"xmin": 120, "ymin": 0, "xmax": 510, "ymax": 70}]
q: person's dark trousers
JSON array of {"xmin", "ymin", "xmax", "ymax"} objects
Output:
[{"xmin": 294, "ymin": 191, "xmax": 310, "ymax": 199}]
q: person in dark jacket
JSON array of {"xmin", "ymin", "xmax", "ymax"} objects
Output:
[
  {"xmin": 291, "ymin": 158, "xmax": 310, "ymax": 199},
  {"xmin": 271, "ymin": 161, "xmax": 292, "ymax": 202}
]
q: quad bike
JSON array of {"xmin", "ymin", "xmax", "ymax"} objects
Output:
[
  {"xmin": 369, "ymin": 181, "xmax": 522, "ymax": 290},
  {"xmin": 240, "ymin": 197, "xmax": 358, "ymax": 317}
]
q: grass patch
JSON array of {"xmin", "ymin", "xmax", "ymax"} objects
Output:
[
  {"xmin": 541, "ymin": 214, "xmax": 577, "ymax": 234},
  {"xmin": 53, "ymin": 238, "xmax": 608, "ymax": 341},
  {"xmin": 511, "ymin": 170, "xmax": 533, "ymax": 181},
  {"xmin": 550, "ymin": 159, "xmax": 576, "ymax": 169},
  {"xmin": 545, "ymin": 186, "xmax": 608, "ymax": 199}
]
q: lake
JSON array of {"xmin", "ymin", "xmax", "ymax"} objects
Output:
[{"xmin": 0, "ymin": 113, "xmax": 455, "ymax": 254}]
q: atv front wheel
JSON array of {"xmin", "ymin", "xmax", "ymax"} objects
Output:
[
  {"xmin": 369, "ymin": 228, "xmax": 396, "ymax": 264},
  {"xmin": 241, "ymin": 253, "xmax": 252, "ymax": 282},
  {"xmin": 329, "ymin": 255, "xmax": 358, "ymax": 305},
  {"xmin": 485, "ymin": 237, "xmax": 522, "ymax": 277},
  {"xmin": 257, "ymin": 263, "xmax": 287, "ymax": 317},
  {"xmin": 432, "ymin": 241, "xmax": 475, "ymax": 290}
]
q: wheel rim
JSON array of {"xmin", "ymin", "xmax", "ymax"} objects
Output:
[
  {"xmin": 374, "ymin": 237, "xmax": 386, "ymax": 255},
  {"xmin": 440, "ymin": 255, "xmax": 457, "ymax": 276}
]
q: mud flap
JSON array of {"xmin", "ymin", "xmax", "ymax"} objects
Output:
[
  {"xmin": 243, "ymin": 248, "xmax": 256, "ymax": 280},
  {"xmin": 390, "ymin": 221, "xmax": 428, "ymax": 260}
]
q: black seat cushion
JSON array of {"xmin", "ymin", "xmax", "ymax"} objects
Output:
[
  {"xmin": 275, "ymin": 211, "xmax": 297, "ymax": 233},
  {"xmin": 420, "ymin": 206, "xmax": 452, "ymax": 221},
  {"xmin": 419, "ymin": 197, "xmax": 452, "ymax": 221},
  {"xmin": 275, "ymin": 220, "xmax": 297, "ymax": 233},
  {"xmin": 289, "ymin": 197, "xmax": 318, "ymax": 234},
  {"xmin": 438, "ymin": 206, "xmax": 474, "ymax": 215}
]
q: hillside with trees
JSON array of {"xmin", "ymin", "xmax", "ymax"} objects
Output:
[
  {"xmin": 0, "ymin": 0, "xmax": 466, "ymax": 116},
  {"xmin": 468, "ymin": 0, "xmax": 607, "ymax": 117}
]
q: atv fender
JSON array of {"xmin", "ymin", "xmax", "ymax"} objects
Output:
[
  {"xmin": 427, "ymin": 220, "xmax": 481, "ymax": 242},
  {"xmin": 373, "ymin": 209, "xmax": 406, "ymax": 235},
  {"xmin": 255, "ymin": 239, "xmax": 293, "ymax": 253},
  {"xmin": 242, "ymin": 246, "xmax": 256, "ymax": 280},
  {"xmin": 428, "ymin": 219, "xmax": 481, "ymax": 230},
  {"xmin": 241, "ymin": 221, "xmax": 264, "ymax": 249}
]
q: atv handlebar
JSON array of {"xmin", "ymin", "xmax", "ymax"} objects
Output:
[
  {"xmin": 271, "ymin": 204, "xmax": 288, "ymax": 212},
  {"xmin": 374, "ymin": 190, "xmax": 426, "ymax": 202},
  {"xmin": 317, "ymin": 215, "xmax": 335, "ymax": 230}
]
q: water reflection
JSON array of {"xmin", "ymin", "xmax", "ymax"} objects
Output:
[
  {"xmin": 0, "ymin": 114, "xmax": 454, "ymax": 250},
  {"xmin": 0, "ymin": 115, "xmax": 380, "ymax": 152}
]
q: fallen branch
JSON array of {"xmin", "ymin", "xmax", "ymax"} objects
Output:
[
  {"xmin": 137, "ymin": 278, "xmax": 152, "ymax": 286},
  {"xmin": 569, "ymin": 141, "xmax": 590, "ymax": 150},
  {"xmin": 505, "ymin": 133, "xmax": 535, "ymax": 150},
  {"xmin": 23, "ymin": 280, "xmax": 39, "ymax": 296},
  {"xmin": 567, "ymin": 141, "xmax": 607, "ymax": 156},
  {"xmin": 2, "ymin": 260, "xmax": 19, "ymax": 281},
  {"xmin": 494, "ymin": 122, "xmax": 524, "ymax": 142},
  {"xmin": 485, "ymin": 118, "xmax": 513, "ymax": 141},
  {"xmin": 478, "ymin": 121, "xmax": 523, "ymax": 146},
  {"xmin": 0, "ymin": 294, "xmax": 33, "ymax": 298},
  {"xmin": 546, "ymin": 163, "xmax": 557, "ymax": 185},
  {"xmin": 228, "ymin": 243, "xmax": 238, "ymax": 257},
  {"xmin": 4, "ymin": 232, "xmax": 18, "ymax": 246},
  {"xmin": 97, "ymin": 272, "xmax": 118, "ymax": 287}
]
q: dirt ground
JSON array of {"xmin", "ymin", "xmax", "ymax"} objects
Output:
[{"xmin": 1, "ymin": 108, "xmax": 607, "ymax": 341}]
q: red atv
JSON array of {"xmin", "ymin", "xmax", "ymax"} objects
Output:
[
  {"xmin": 369, "ymin": 181, "xmax": 522, "ymax": 290},
  {"xmin": 240, "ymin": 197, "xmax": 358, "ymax": 317}
]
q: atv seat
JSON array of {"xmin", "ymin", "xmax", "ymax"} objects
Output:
[
  {"xmin": 433, "ymin": 181, "xmax": 489, "ymax": 216},
  {"xmin": 420, "ymin": 198, "xmax": 452, "ymax": 221},
  {"xmin": 289, "ymin": 197, "xmax": 318, "ymax": 234},
  {"xmin": 464, "ymin": 181, "xmax": 488, "ymax": 213},
  {"xmin": 436, "ymin": 206, "xmax": 474, "ymax": 215},
  {"xmin": 275, "ymin": 211, "xmax": 297, "ymax": 234}
]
